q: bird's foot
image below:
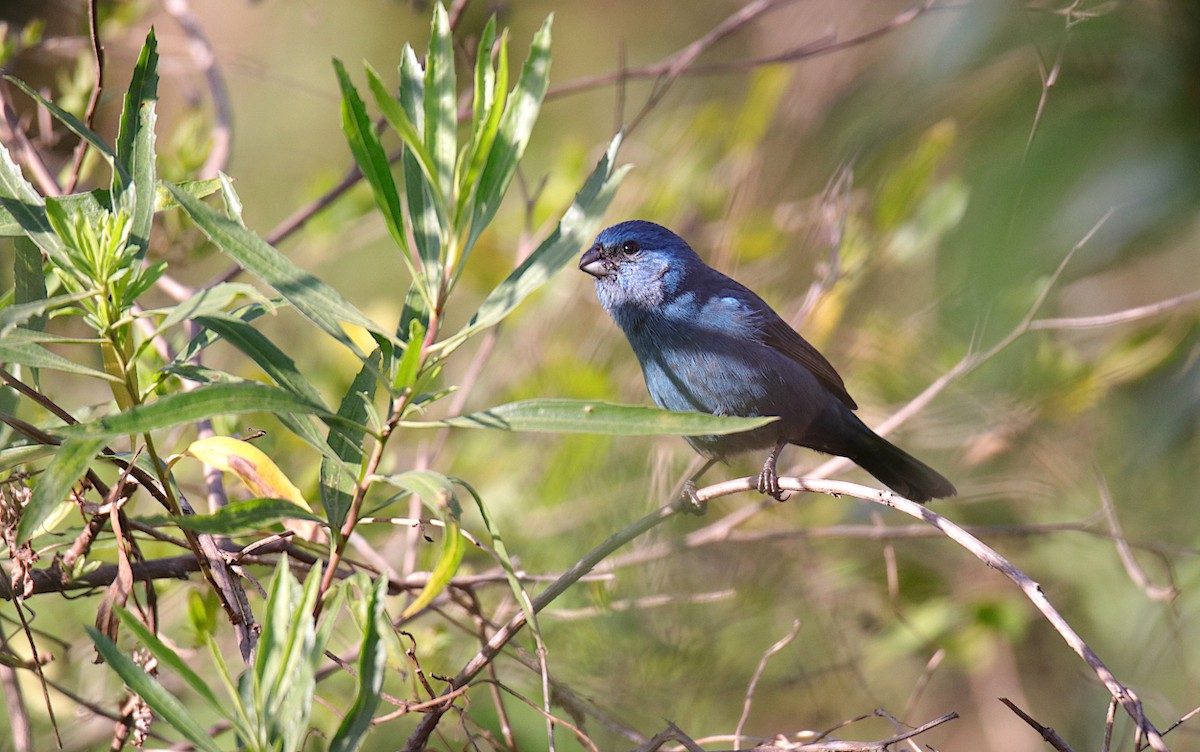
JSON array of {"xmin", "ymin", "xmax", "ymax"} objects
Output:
[
  {"xmin": 682, "ymin": 480, "xmax": 708, "ymax": 515},
  {"xmin": 756, "ymin": 465, "xmax": 789, "ymax": 502}
]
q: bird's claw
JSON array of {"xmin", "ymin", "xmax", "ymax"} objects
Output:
[
  {"xmin": 756, "ymin": 467, "xmax": 789, "ymax": 501},
  {"xmin": 682, "ymin": 480, "xmax": 708, "ymax": 515}
]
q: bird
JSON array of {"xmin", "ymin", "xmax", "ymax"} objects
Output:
[{"xmin": 579, "ymin": 220, "xmax": 955, "ymax": 504}]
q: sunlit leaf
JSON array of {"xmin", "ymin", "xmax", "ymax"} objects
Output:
[
  {"xmin": 406, "ymin": 398, "xmax": 777, "ymax": 436},
  {"xmin": 443, "ymin": 133, "xmax": 627, "ymax": 349},
  {"xmin": 466, "ymin": 15, "xmax": 553, "ymax": 252},
  {"xmin": 62, "ymin": 382, "xmax": 342, "ymax": 438},
  {"xmin": 112, "ymin": 28, "xmax": 159, "ymax": 259},
  {"xmin": 180, "ymin": 436, "xmax": 313, "ymax": 511},
  {"xmin": 0, "ymin": 340, "xmax": 121, "ymax": 382},
  {"xmin": 166, "ymin": 181, "xmax": 398, "ymax": 357}
]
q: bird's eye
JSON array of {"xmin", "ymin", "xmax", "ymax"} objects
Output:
[{"xmin": 621, "ymin": 240, "xmax": 640, "ymax": 255}]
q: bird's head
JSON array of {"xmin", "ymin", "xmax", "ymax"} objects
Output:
[{"xmin": 579, "ymin": 220, "xmax": 703, "ymax": 315}]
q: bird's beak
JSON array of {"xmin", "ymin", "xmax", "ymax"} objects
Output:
[{"xmin": 579, "ymin": 244, "xmax": 607, "ymax": 278}]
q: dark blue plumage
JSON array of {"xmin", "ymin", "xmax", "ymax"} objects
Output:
[{"xmin": 580, "ymin": 220, "xmax": 955, "ymax": 503}]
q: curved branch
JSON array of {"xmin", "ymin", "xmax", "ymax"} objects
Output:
[{"xmin": 690, "ymin": 475, "xmax": 1168, "ymax": 751}]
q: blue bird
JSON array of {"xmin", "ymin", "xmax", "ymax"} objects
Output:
[{"xmin": 580, "ymin": 220, "xmax": 955, "ymax": 504}]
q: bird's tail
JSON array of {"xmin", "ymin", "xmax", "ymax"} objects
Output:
[{"xmin": 843, "ymin": 420, "xmax": 956, "ymax": 504}]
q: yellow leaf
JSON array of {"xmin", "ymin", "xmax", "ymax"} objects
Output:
[
  {"xmin": 184, "ymin": 436, "xmax": 312, "ymax": 511},
  {"xmin": 182, "ymin": 436, "xmax": 320, "ymax": 540}
]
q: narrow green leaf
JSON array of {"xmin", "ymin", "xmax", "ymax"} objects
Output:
[
  {"xmin": 0, "ymin": 180, "xmax": 218, "ymax": 237},
  {"xmin": 0, "ymin": 292, "xmax": 92, "ymax": 337},
  {"xmin": 4, "ymin": 75, "xmax": 122, "ymax": 179},
  {"xmin": 321, "ymin": 350, "xmax": 380, "ymax": 531},
  {"xmin": 0, "ymin": 341, "xmax": 122, "ymax": 382},
  {"xmin": 423, "ymin": 3, "xmax": 456, "ymax": 202},
  {"xmin": 406, "ymin": 398, "xmax": 777, "ymax": 436},
  {"xmin": 458, "ymin": 27, "xmax": 508, "ymax": 225},
  {"xmin": 373, "ymin": 469, "xmax": 460, "ymax": 514},
  {"xmin": 171, "ymin": 302, "xmax": 272, "ymax": 364},
  {"xmin": 364, "ymin": 63, "xmax": 445, "ymax": 223},
  {"xmin": 113, "ymin": 28, "xmax": 159, "ymax": 259},
  {"xmin": 401, "ymin": 513, "xmax": 463, "ymax": 619},
  {"xmin": 444, "ymin": 133, "xmax": 627, "ymax": 349},
  {"xmin": 139, "ymin": 283, "xmax": 269, "ymax": 340},
  {"xmin": 115, "ymin": 608, "xmax": 226, "ymax": 715},
  {"xmin": 190, "ymin": 314, "xmax": 328, "ymax": 408},
  {"xmin": 329, "ymin": 574, "xmax": 388, "ymax": 752},
  {"xmin": 87, "ymin": 628, "xmax": 224, "ymax": 752},
  {"xmin": 392, "ymin": 317, "xmax": 424, "ymax": 393},
  {"xmin": 155, "ymin": 178, "xmax": 221, "ymax": 212},
  {"xmin": 13, "ymin": 236, "xmax": 47, "ymax": 331},
  {"xmin": 335, "ymin": 60, "xmax": 411, "ymax": 262},
  {"xmin": 471, "ymin": 17, "xmax": 498, "ymax": 129},
  {"xmin": 458, "ymin": 480, "xmax": 540, "ymax": 666},
  {"xmin": 0, "ymin": 444, "xmax": 56, "ymax": 473},
  {"xmin": 146, "ymin": 498, "xmax": 324, "ymax": 535},
  {"xmin": 62, "ymin": 382, "xmax": 342, "ymax": 439},
  {"xmin": 166, "ymin": 182, "xmax": 397, "ymax": 356},
  {"xmin": 17, "ymin": 437, "xmax": 106, "ymax": 543},
  {"xmin": 403, "ymin": 150, "xmax": 441, "ymax": 279},
  {"xmin": 467, "ymin": 15, "xmax": 552, "ymax": 251},
  {"xmin": 0, "ymin": 138, "xmax": 62, "ymax": 258}
]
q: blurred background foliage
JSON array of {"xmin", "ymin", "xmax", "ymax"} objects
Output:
[{"xmin": 2, "ymin": 0, "xmax": 1198, "ymax": 749}]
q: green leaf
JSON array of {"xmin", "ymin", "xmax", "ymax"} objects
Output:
[
  {"xmin": 4, "ymin": 75, "xmax": 122, "ymax": 179},
  {"xmin": 0, "ymin": 340, "xmax": 122, "ymax": 382},
  {"xmin": 443, "ymin": 133, "xmax": 627, "ymax": 349},
  {"xmin": 458, "ymin": 480, "xmax": 540, "ymax": 668},
  {"xmin": 146, "ymin": 498, "xmax": 324, "ymax": 535},
  {"xmin": 166, "ymin": 182, "xmax": 397, "ymax": 357},
  {"xmin": 190, "ymin": 313, "xmax": 328, "ymax": 409},
  {"xmin": 13, "ymin": 236, "xmax": 47, "ymax": 331},
  {"xmin": 0, "ymin": 292, "xmax": 92, "ymax": 337},
  {"xmin": 466, "ymin": 15, "xmax": 552, "ymax": 252},
  {"xmin": 0, "ymin": 180, "xmax": 220, "ymax": 237},
  {"xmin": 252, "ymin": 559, "xmax": 324, "ymax": 750},
  {"xmin": 334, "ymin": 60, "xmax": 412, "ymax": 265},
  {"xmin": 423, "ymin": 3, "xmax": 457, "ymax": 202},
  {"xmin": 114, "ymin": 608, "xmax": 227, "ymax": 716},
  {"xmin": 329, "ymin": 574, "xmax": 388, "ymax": 752},
  {"xmin": 406, "ymin": 398, "xmax": 777, "ymax": 436},
  {"xmin": 458, "ymin": 22, "xmax": 507, "ymax": 226},
  {"xmin": 373, "ymin": 470, "xmax": 463, "ymax": 619},
  {"xmin": 321, "ymin": 350, "xmax": 380, "ymax": 532},
  {"xmin": 87, "ymin": 627, "xmax": 224, "ymax": 752},
  {"xmin": 0, "ymin": 444, "xmax": 57, "ymax": 474},
  {"xmin": 113, "ymin": 28, "xmax": 159, "ymax": 259},
  {"xmin": 62, "ymin": 382, "xmax": 342, "ymax": 439},
  {"xmin": 366, "ymin": 59, "xmax": 439, "ymax": 189},
  {"xmin": 17, "ymin": 437, "xmax": 106, "ymax": 543},
  {"xmin": 0, "ymin": 137, "xmax": 62, "ymax": 258}
]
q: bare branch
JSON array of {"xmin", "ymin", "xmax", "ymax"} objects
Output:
[
  {"xmin": 163, "ymin": 0, "xmax": 234, "ymax": 178},
  {"xmin": 64, "ymin": 0, "xmax": 103, "ymax": 193},
  {"xmin": 734, "ymin": 619, "xmax": 802, "ymax": 749},
  {"xmin": 1000, "ymin": 697, "xmax": 1075, "ymax": 752},
  {"xmin": 690, "ymin": 475, "xmax": 1169, "ymax": 750}
]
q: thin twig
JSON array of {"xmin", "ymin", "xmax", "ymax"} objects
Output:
[
  {"xmin": 734, "ymin": 619, "xmax": 803, "ymax": 750},
  {"xmin": 688, "ymin": 476, "xmax": 1168, "ymax": 750},
  {"xmin": 401, "ymin": 497, "xmax": 688, "ymax": 751},
  {"xmin": 64, "ymin": 0, "xmax": 103, "ymax": 193},
  {"xmin": 1000, "ymin": 697, "xmax": 1075, "ymax": 752}
]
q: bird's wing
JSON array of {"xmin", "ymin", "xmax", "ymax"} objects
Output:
[
  {"xmin": 715, "ymin": 278, "xmax": 858, "ymax": 411},
  {"xmin": 757, "ymin": 314, "xmax": 858, "ymax": 409}
]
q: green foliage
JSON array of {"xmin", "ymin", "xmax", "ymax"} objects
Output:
[{"xmin": 87, "ymin": 559, "xmax": 378, "ymax": 752}]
